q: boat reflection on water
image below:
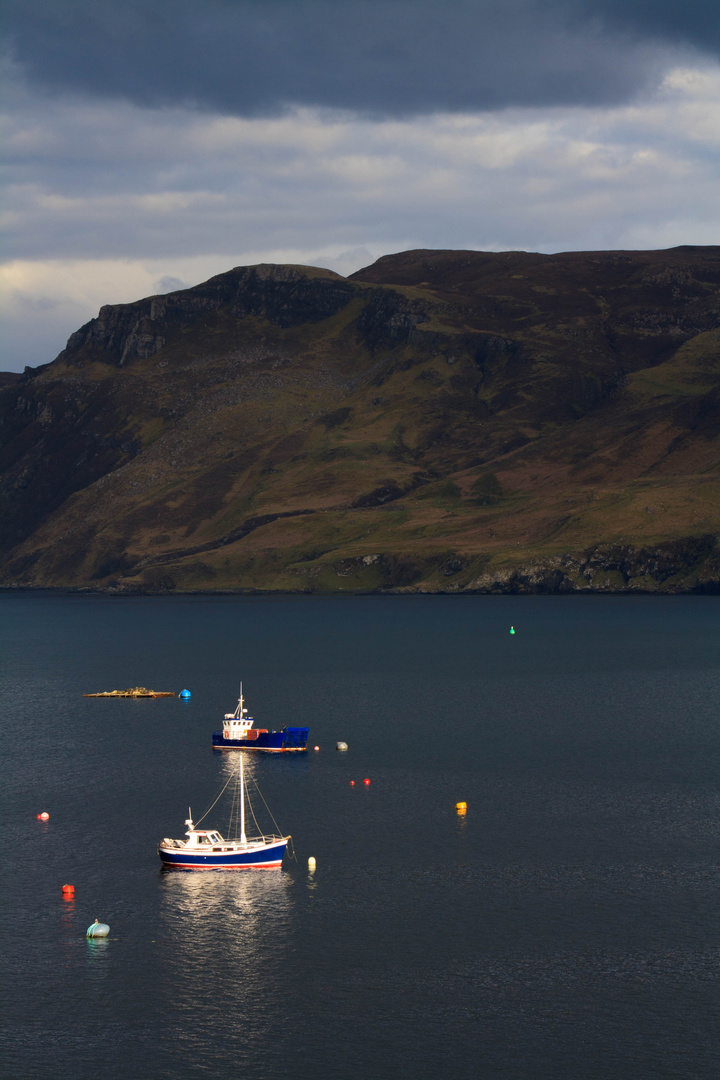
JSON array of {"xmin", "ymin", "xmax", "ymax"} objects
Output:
[
  {"xmin": 159, "ymin": 864, "xmax": 293, "ymax": 925},
  {"xmin": 157, "ymin": 868, "xmax": 295, "ymax": 1030},
  {"xmin": 219, "ymin": 746, "xmax": 260, "ymax": 786}
]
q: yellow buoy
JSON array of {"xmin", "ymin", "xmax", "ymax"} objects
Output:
[
  {"xmin": 456, "ymin": 801, "xmax": 467, "ymax": 814},
  {"xmin": 308, "ymin": 856, "xmax": 317, "ymax": 870}
]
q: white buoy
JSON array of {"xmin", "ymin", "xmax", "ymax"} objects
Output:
[
  {"xmin": 308, "ymin": 856, "xmax": 316, "ymax": 870},
  {"xmin": 336, "ymin": 741, "xmax": 348, "ymax": 751},
  {"xmin": 86, "ymin": 919, "xmax": 110, "ymax": 938}
]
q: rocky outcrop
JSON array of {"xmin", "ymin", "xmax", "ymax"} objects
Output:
[
  {"xmin": 465, "ymin": 536, "xmax": 720, "ymax": 594},
  {"xmin": 57, "ymin": 264, "xmax": 356, "ymax": 368},
  {"xmin": 356, "ymin": 289, "xmax": 428, "ymax": 353}
]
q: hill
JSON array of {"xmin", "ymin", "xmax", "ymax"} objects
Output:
[{"xmin": 1, "ymin": 248, "xmax": 720, "ymax": 593}]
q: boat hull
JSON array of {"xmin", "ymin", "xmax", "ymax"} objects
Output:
[
  {"xmin": 159, "ymin": 838, "xmax": 289, "ymax": 869},
  {"xmin": 212, "ymin": 726, "xmax": 308, "ymax": 752}
]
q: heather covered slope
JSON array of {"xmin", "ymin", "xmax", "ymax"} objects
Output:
[{"xmin": 1, "ymin": 248, "xmax": 720, "ymax": 593}]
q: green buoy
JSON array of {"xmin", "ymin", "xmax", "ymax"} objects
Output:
[{"xmin": 509, "ymin": 626, "xmax": 515, "ymax": 635}]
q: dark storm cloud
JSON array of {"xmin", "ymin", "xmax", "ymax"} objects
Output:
[
  {"xmin": 578, "ymin": 0, "xmax": 720, "ymax": 45},
  {"xmin": 3, "ymin": 0, "xmax": 717, "ymax": 117}
]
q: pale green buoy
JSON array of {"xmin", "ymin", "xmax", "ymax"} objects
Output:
[
  {"xmin": 86, "ymin": 919, "xmax": 109, "ymax": 938},
  {"xmin": 509, "ymin": 626, "xmax": 516, "ymax": 635}
]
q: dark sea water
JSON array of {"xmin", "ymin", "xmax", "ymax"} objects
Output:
[{"xmin": 2, "ymin": 593, "xmax": 720, "ymax": 1080}]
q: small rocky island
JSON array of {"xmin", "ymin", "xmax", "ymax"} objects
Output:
[{"xmin": 83, "ymin": 687, "xmax": 175, "ymax": 698}]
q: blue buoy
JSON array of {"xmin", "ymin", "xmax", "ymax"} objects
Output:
[
  {"xmin": 86, "ymin": 919, "xmax": 110, "ymax": 938},
  {"xmin": 180, "ymin": 689, "xmax": 191, "ymax": 699},
  {"xmin": 509, "ymin": 626, "xmax": 516, "ymax": 635}
]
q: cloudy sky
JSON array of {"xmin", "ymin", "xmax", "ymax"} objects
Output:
[{"xmin": 2, "ymin": 0, "xmax": 720, "ymax": 371}]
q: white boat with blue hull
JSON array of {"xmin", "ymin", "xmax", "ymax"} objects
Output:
[
  {"xmin": 158, "ymin": 754, "xmax": 290, "ymax": 870},
  {"xmin": 212, "ymin": 684, "xmax": 308, "ymax": 752}
]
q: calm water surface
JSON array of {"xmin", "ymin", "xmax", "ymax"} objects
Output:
[{"xmin": 2, "ymin": 593, "xmax": 720, "ymax": 1079}]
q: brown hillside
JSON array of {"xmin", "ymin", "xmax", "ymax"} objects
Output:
[{"xmin": 1, "ymin": 248, "xmax": 720, "ymax": 593}]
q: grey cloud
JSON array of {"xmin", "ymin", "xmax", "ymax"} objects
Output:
[
  {"xmin": 3, "ymin": 0, "xmax": 715, "ymax": 117},
  {"xmin": 153, "ymin": 276, "xmax": 188, "ymax": 294},
  {"xmin": 576, "ymin": 0, "xmax": 720, "ymax": 45},
  {"xmin": 12, "ymin": 291, "xmax": 59, "ymax": 313},
  {"xmin": 4, "ymin": 70, "xmax": 720, "ymax": 372}
]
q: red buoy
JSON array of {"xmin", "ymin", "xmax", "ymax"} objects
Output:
[
  {"xmin": 350, "ymin": 780, "xmax": 355, "ymax": 786},
  {"xmin": 363, "ymin": 778, "xmax": 370, "ymax": 785}
]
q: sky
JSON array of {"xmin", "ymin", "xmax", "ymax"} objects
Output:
[{"xmin": 2, "ymin": 0, "xmax": 720, "ymax": 371}]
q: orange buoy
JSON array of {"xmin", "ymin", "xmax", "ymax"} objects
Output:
[
  {"xmin": 314, "ymin": 746, "xmax": 320, "ymax": 751},
  {"xmin": 62, "ymin": 884, "xmax": 75, "ymax": 896},
  {"xmin": 456, "ymin": 801, "xmax": 467, "ymax": 814},
  {"xmin": 37, "ymin": 812, "xmax": 49, "ymax": 821}
]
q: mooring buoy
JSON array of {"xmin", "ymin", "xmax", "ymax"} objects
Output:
[{"xmin": 86, "ymin": 919, "xmax": 110, "ymax": 938}]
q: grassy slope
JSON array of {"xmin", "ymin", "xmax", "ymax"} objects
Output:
[{"xmin": 1, "ymin": 249, "xmax": 720, "ymax": 593}]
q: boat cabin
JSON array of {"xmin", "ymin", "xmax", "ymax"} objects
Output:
[
  {"xmin": 186, "ymin": 830, "xmax": 223, "ymax": 847},
  {"xmin": 222, "ymin": 686, "xmax": 256, "ymax": 739},
  {"xmin": 223, "ymin": 715, "xmax": 255, "ymax": 738},
  {"xmin": 158, "ymin": 819, "xmax": 243, "ymax": 852}
]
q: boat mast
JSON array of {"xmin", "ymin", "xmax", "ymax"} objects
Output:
[{"xmin": 239, "ymin": 752, "xmax": 247, "ymax": 845}]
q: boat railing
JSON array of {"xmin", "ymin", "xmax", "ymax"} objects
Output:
[
  {"xmin": 160, "ymin": 833, "xmax": 286, "ymax": 850},
  {"xmin": 227, "ymin": 833, "xmax": 286, "ymax": 845}
]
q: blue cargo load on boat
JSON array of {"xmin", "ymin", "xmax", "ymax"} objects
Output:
[
  {"xmin": 283, "ymin": 727, "xmax": 310, "ymax": 749},
  {"xmin": 211, "ymin": 684, "xmax": 309, "ymax": 753}
]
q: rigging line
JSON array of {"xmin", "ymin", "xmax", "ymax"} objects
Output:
[
  {"xmin": 245, "ymin": 784, "xmax": 263, "ymax": 837},
  {"xmin": 251, "ymin": 776, "xmax": 283, "ymax": 836},
  {"xmin": 195, "ymin": 766, "xmax": 236, "ymax": 828}
]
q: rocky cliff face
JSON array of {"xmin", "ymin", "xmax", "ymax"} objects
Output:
[
  {"xmin": 1, "ymin": 249, "xmax": 720, "ymax": 594},
  {"xmin": 58, "ymin": 264, "xmax": 357, "ymax": 368}
]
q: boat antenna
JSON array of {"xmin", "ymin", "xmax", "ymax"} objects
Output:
[{"xmin": 234, "ymin": 681, "xmax": 247, "ymax": 720}]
